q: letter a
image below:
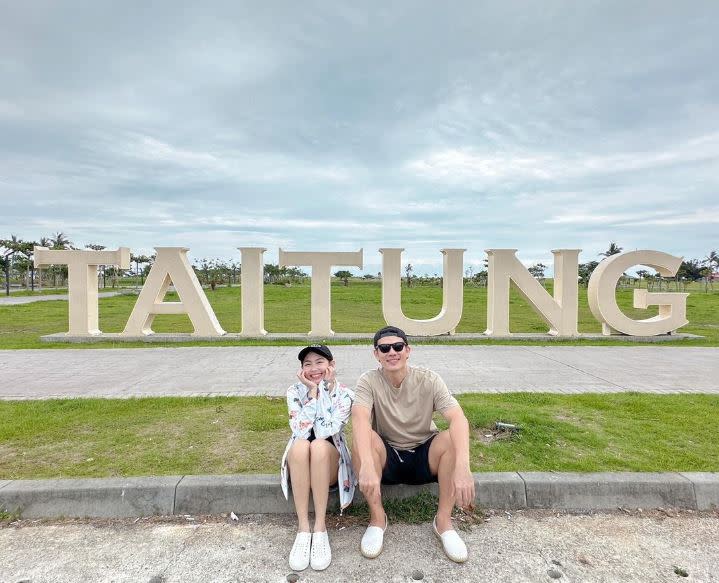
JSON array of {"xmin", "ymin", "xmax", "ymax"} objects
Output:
[{"xmin": 122, "ymin": 247, "xmax": 225, "ymax": 336}]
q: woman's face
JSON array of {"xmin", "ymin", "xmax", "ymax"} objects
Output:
[{"xmin": 302, "ymin": 353, "xmax": 332, "ymax": 384}]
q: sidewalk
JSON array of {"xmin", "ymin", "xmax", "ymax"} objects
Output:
[
  {"xmin": 0, "ymin": 291, "xmax": 121, "ymax": 306},
  {"xmin": 1, "ymin": 511, "xmax": 717, "ymax": 582},
  {"xmin": 1, "ymin": 345, "xmax": 718, "ymax": 399}
]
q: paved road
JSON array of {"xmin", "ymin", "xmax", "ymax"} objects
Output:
[
  {"xmin": 0, "ymin": 291, "xmax": 121, "ymax": 306},
  {"xmin": 1, "ymin": 345, "xmax": 718, "ymax": 399},
  {"xmin": 1, "ymin": 511, "xmax": 716, "ymax": 582}
]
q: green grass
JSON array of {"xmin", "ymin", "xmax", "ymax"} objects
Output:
[
  {"xmin": 1, "ymin": 393, "xmax": 717, "ymax": 480},
  {"xmin": 1, "ymin": 281, "xmax": 718, "ymax": 348}
]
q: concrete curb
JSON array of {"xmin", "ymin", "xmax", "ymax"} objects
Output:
[{"xmin": 1, "ymin": 472, "xmax": 717, "ymax": 519}]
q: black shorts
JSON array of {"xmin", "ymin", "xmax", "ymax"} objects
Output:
[
  {"xmin": 381, "ymin": 434, "xmax": 438, "ymax": 486},
  {"xmin": 307, "ymin": 429, "xmax": 332, "ymax": 443}
]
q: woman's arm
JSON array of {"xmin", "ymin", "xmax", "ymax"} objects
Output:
[
  {"xmin": 287, "ymin": 382, "xmax": 317, "ymax": 439},
  {"xmin": 313, "ymin": 380, "xmax": 354, "ymax": 438}
]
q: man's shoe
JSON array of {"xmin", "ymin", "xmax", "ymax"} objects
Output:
[
  {"xmin": 360, "ymin": 514, "xmax": 387, "ymax": 559},
  {"xmin": 288, "ymin": 531, "xmax": 312, "ymax": 571},
  {"xmin": 310, "ymin": 531, "xmax": 332, "ymax": 571},
  {"xmin": 433, "ymin": 516, "xmax": 468, "ymax": 563}
]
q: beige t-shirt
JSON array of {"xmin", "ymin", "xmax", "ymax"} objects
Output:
[{"xmin": 354, "ymin": 366, "xmax": 460, "ymax": 450}]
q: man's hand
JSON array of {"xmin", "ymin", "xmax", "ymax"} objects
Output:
[
  {"xmin": 296, "ymin": 369, "xmax": 318, "ymax": 399},
  {"xmin": 358, "ymin": 465, "xmax": 381, "ymax": 504},
  {"xmin": 452, "ymin": 466, "xmax": 475, "ymax": 510}
]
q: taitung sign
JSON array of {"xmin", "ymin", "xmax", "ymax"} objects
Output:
[{"xmin": 34, "ymin": 246, "xmax": 688, "ymax": 339}]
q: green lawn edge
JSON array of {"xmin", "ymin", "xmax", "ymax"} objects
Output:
[{"xmin": 1, "ymin": 393, "xmax": 717, "ymax": 480}]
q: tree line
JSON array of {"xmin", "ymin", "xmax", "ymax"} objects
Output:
[{"xmin": 2, "ymin": 236, "xmax": 717, "ymax": 295}]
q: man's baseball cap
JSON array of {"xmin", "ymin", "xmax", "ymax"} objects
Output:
[
  {"xmin": 298, "ymin": 344, "xmax": 334, "ymax": 362},
  {"xmin": 373, "ymin": 326, "xmax": 409, "ymax": 347}
]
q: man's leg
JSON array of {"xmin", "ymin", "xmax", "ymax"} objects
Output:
[
  {"xmin": 309, "ymin": 439, "xmax": 339, "ymax": 532},
  {"xmin": 428, "ymin": 431, "xmax": 456, "ymax": 533},
  {"xmin": 287, "ymin": 439, "xmax": 311, "ymax": 532},
  {"xmin": 351, "ymin": 429, "xmax": 387, "ymax": 526}
]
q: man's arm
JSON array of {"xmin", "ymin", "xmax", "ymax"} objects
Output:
[
  {"xmin": 351, "ymin": 403, "xmax": 381, "ymax": 503},
  {"xmin": 441, "ymin": 405, "xmax": 475, "ymax": 509}
]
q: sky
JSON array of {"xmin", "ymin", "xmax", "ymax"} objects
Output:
[{"xmin": 1, "ymin": 1, "xmax": 717, "ymax": 275}]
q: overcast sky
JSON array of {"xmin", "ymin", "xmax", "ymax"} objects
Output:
[{"xmin": 1, "ymin": 1, "xmax": 717, "ymax": 275}]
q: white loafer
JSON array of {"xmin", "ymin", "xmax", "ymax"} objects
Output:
[
  {"xmin": 433, "ymin": 516, "xmax": 468, "ymax": 563},
  {"xmin": 310, "ymin": 531, "xmax": 332, "ymax": 571},
  {"xmin": 360, "ymin": 514, "xmax": 387, "ymax": 559},
  {"xmin": 288, "ymin": 531, "xmax": 312, "ymax": 571}
]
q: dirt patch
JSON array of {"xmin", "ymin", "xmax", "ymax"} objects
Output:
[{"xmin": 474, "ymin": 426, "xmax": 519, "ymax": 445}]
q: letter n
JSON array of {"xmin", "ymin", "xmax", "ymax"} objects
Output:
[{"xmin": 485, "ymin": 249, "xmax": 579, "ymax": 337}]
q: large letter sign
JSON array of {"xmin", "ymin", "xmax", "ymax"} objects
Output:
[
  {"xmin": 42, "ymin": 244, "xmax": 692, "ymax": 339},
  {"xmin": 279, "ymin": 249, "xmax": 363, "ymax": 336},
  {"xmin": 380, "ymin": 248, "xmax": 465, "ymax": 335},
  {"xmin": 239, "ymin": 247, "xmax": 267, "ymax": 336},
  {"xmin": 485, "ymin": 249, "xmax": 580, "ymax": 336},
  {"xmin": 34, "ymin": 247, "xmax": 130, "ymax": 335},
  {"xmin": 122, "ymin": 247, "xmax": 225, "ymax": 336},
  {"xmin": 587, "ymin": 250, "xmax": 688, "ymax": 336}
]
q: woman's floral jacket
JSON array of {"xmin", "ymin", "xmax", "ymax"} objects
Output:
[{"xmin": 280, "ymin": 379, "xmax": 356, "ymax": 510}]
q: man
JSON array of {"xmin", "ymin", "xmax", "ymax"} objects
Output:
[{"xmin": 351, "ymin": 325, "xmax": 475, "ymax": 563}]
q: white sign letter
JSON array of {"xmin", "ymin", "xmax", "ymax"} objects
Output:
[
  {"xmin": 122, "ymin": 247, "xmax": 225, "ymax": 336},
  {"xmin": 34, "ymin": 247, "xmax": 130, "ymax": 336},
  {"xmin": 380, "ymin": 248, "xmax": 465, "ymax": 335},
  {"xmin": 587, "ymin": 250, "xmax": 688, "ymax": 336},
  {"xmin": 485, "ymin": 249, "xmax": 580, "ymax": 337},
  {"xmin": 239, "ymin": 247, "xmax": 267, "ymax": 336},
  {"xmin": 279, "ymin": 249, "xmax": 363, "ymax": 336}
]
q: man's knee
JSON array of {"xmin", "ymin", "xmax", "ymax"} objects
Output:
[{"xmin": 429, "ymin": 431, "xmax": 455, "ymax": 472}]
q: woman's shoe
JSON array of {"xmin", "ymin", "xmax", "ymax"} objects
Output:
[
  {"xmin": 433, "ymin": 516, "xmax": 468, "ymax": 563},
  {"xmin": 288, "ymin": 531, "xmax": 312, "ymax": 571},
  {"xmin": 360, "ymin": 513, "xmax": 387, "ymax": 558},
  {"xmin": 310, "ymin": 531, "xmax": 332, "ymax": 570}
]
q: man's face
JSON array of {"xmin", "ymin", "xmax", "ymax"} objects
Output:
[
  {"xmin": 373, "ymin": 335, "xmax": 411, "ymax": 372},
  {"xmin": 302, "ymin": 353, "xmax": 332, "ymax": 384}
]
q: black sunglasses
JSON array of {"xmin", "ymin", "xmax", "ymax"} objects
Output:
[{"xmin": 376, "ymin": 342, "xmax": 407, "ymax": 353}]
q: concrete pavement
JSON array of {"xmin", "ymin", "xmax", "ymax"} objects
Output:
[
  {"xmin": 1, "ymin": 511, "xmax": 717, "ymax": 582},
  {"xmin": 1, "ymin": 345, "xmax": 718, "ymax": 399}
]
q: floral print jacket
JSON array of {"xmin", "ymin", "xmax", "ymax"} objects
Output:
[{"xmin": 280, "ymin": 379, "xmax": 356, "ymax": 511}]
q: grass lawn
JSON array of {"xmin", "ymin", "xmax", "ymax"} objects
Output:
[
  {"xmin": 1, "ymin": 393, "xmax": 717, "ymax": 480},
  {"xmin": 1, "ymin": 281, "xmax": 718, "ymax": 348}
]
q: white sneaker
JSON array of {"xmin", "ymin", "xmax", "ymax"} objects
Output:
[
  {"xmin": 360, "ymin": 514, "xmax": 387, "ymax": 559},
  {"xmin": 310, "ymin": 531, "xmax": 332, "ymax": 571},
  {"xmin": 433, "ymin": 516, "xmax": 468, "ymax": 563},
  {"xmin": 288, "ymin": 531, "xmax": 312, "ymax": 571}
]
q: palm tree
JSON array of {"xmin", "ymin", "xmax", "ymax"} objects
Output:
[
  {"xmin": 36, "ymin": 236, "xmax": 51, "ymax": 290},
  {"xmin": 51, "ymin": 232, "xmax": 72, "ymax": 249},
  {"xmin": 49, "ymin": 232, "xmax": 72, "ymax": 287},
  {"xmin": 599, "ymin": 242, "xmax": 623, "ymax": 258},
  {"xmin": 703, "ymin": 250, "xmax": 718, "ymax": 291},
  {"xmin": 1, "ymin": 235, "xmax": 32, "ymax": 295},
  {"xmin": 405, "ymin": 263, "xmax": 414, "ymax": 287}
]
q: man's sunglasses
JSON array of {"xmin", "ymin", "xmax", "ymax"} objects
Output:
[{"xmin": 376, "ymin": 342, "xmax": 407, "ymax": 353}]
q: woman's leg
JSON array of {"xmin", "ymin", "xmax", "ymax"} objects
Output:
[
  {"xmin": 309, "ymin": 439, "xmax": 340, "ymax": 532},
  {"xmin": 287, "ymin": 439, "xmax": 312, "ymax": 532}
]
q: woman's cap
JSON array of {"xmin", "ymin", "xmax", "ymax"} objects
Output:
[{"xmin": 298, "ymin": 344, "xmax": 333, "ymax": 362}]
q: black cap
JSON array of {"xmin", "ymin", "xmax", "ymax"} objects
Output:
[
  {"xmin": 298, "ymin": 344, "xmax": 334, "ymax": 362},
  {"xmin": 373, "ymin": 326, "xmax": 409, "ymax": 347}
]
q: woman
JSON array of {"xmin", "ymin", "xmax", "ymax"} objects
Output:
[{"xmin": 280, "ymin": 344, "xmax": 355, "ymax": 572}]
